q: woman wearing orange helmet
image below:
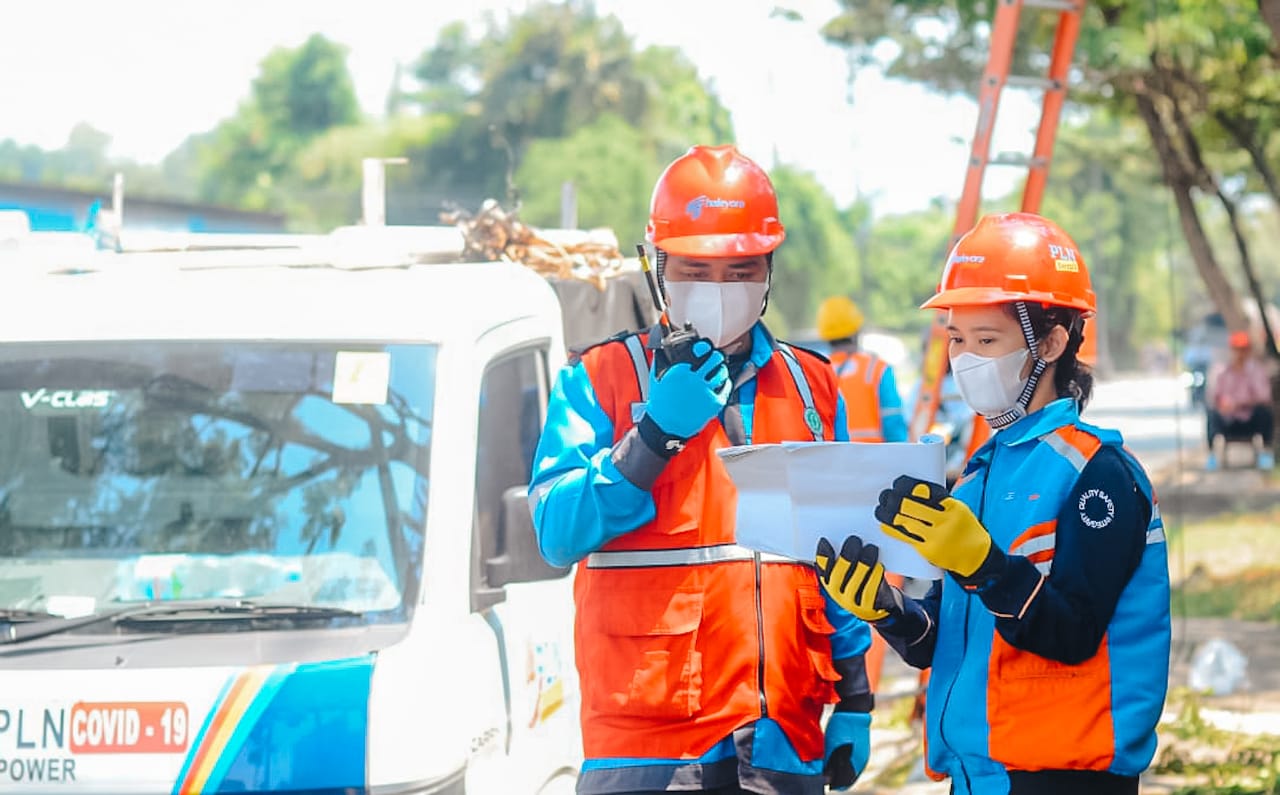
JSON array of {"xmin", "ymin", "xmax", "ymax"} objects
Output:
[{"xmin": 814, "ymin": 213, "xmax": 1171, "ymax": 794}]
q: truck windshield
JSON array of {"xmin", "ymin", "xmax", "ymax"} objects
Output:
[{"xmin": 0, "ymin": 341, "xmax": 434, "ymax": 623}]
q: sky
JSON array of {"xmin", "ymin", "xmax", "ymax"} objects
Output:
[{"xmin": 0, "ymin": 0, "xmax": 1044, "ymax": 216}]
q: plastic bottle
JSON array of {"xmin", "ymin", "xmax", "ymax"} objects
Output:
[{"xmin": 1188, "ymin": 638, "xmax": 1248, "ymax": 696}]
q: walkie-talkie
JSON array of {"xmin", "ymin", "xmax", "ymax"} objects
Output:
[{"xmin": 635, "ymin": 244, "xmax": 711, "ymax": 377}]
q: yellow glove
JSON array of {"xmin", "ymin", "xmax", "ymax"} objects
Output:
[
  {"xmin": 874, "ymin": 475, "xmax": 993, "ymax": 578},
  {"xmin": 814, "ymin": 536, "xmax": 904, "ymax": 622}
]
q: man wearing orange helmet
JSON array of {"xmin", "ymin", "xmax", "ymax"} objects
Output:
[
  {"xmin": 814, "ymin": 213, "xmax": 1171, "ymax": 795},
  {"xmin": 529, "ymin": 145, "xmax": 873, "ymax": 794}
]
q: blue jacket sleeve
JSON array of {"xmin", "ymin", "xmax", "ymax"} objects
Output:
[
  {"xmin": 877, "ymin": 366, "xmax": 908, "ymax": 443},
  {"xmin": 873, "ymin": 580, "xmax": 941, "ymax": 671},
  {"xmin": 529, "ymin": 361, "xmax": 657, "ymax": 567},
  {"xmin": 824, "ymin": 589, "xmax": 874, "ymax": 709}
]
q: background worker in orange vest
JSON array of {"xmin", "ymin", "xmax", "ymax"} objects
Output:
[
  {"xmin": 815, "ymin": 296, "xmax": 909, "ymax": 443},
  {"xmin": 529, "ymin": 145, "xmax": 874, "ymax": 794}
]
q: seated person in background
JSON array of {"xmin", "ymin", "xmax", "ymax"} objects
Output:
[{"xmin": 1206, "ymin": 330, "xmax": 1274, "ymax": 471}]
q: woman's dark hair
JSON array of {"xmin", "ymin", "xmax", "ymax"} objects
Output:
[{"xmin": 1004, "ymin": 302, "xmax": 1094, "ymax": 409}]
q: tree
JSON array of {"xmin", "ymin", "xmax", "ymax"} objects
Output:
[
  {"xmin": 255, "ymin": 34, "xmax": 360, "ymax": 139},
  {"xmin": 403, "ymin": 1, "xmax": 734, "ymax": 208},
  {"xmin": 514, "ymin": 114, "xmax": 657, "ymax": 238},
  {"xmin": 768, "ymin": 165, "xmax": 862, "ymax": 334},
  {"xmin": 192, "ymin": 34, "xmax": 361, "ymax": 208},
  {"xmin": 283, "ymin": 115, "xmax": 451, "ymax": 229},
  {"xmin": 859, "ymin": 204, "xmax": 955, "ymax": 335},
  {"xmin": 818, "ymin": 0, "xmax": 1278, "ymax": 355},
  {"xmin": 1037, "ymin": 113, "xmax": 1183, "ymax": 369}
]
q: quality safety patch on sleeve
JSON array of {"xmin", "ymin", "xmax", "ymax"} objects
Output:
[{"xmin": 332, "ymin": 351, "xmax": 391, "ymax": 405}]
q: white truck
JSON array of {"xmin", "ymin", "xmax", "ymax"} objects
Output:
[{"xmin": 0, "ymin": 226, "xmax": 650, "ymax": 794}]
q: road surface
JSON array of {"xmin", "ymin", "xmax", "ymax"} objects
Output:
[{"xmin": 1083, "ymin": 374, "xmax": 1207, "ymax": 478}]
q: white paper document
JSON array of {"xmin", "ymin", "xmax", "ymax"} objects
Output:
[{"xmin": 716, "ymin": 439, "xmax": 946, "ymax": 579}]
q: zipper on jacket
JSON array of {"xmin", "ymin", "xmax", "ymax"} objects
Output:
[
  {"xmin": 938, "ymin": 445, "xmax": 998, "ymax": 792},
  {"xmin": 938, "ymin": 589, "xmax": 973, "ymax": 793},
  {"xmin": 754, "ymin": 551, "xmax": 767, "ymax": 718}
]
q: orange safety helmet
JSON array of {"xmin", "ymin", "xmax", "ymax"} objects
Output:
[
  {"xmin": 922, "ymin": 212, "xmax": 1096, "ymax": 316},
  {"xmin": 647, "ymin": 144, "xmax": 785, "ymax": 257}
]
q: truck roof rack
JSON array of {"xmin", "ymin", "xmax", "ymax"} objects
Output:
[{"xmin": 4, "ymin": 164, "xmax": 635, "ymax": 285}]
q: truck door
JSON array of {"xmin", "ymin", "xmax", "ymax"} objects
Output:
[{"xmin": 469, "ymin": 343, "xmax": 579, "ymax": 793}]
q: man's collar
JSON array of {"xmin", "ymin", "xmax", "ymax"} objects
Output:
[{"xmin": 748, "ymin": 322, "xmax": 776, "ymax": 368}]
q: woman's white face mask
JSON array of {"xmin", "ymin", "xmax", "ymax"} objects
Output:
[
  {"xmin": 950, "ymin": 348, "xmax": 1030, "ymax": 417},
  {"xmin": 665, "ymin": 281, "xmax": 769, "ymax": 348}
]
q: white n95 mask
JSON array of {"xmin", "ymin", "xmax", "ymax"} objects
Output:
[
  {"xmin": 665, "ymin": 281, "xmax": 768, "ymax": 348},
  {"xmin": 950, "ymin": 348, "xmax": 1030, "ymax": 419}
]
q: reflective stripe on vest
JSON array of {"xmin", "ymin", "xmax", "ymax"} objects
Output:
[
  {"xmin": 624, "ymin": 334, "xmax": 649, "ymax": 400},
  {"xmin": 778, "ymin": 344, "xmax": 823, "ymax": 442},
  {"xmin": 586, "ymin": 543, "xmax": 795, "ymax": 568}
]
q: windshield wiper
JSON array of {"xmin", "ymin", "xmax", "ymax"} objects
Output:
[
  {"xmin": 114, "ymin": 602, "xmax": 362, "ymax": 624},
  {"xmin": 0, "ymin": 608, "xmax": 63, "ymax": 622},
  {"xmin": 1, "ymin": 600, "xmax": 363, "ymax": 645}
]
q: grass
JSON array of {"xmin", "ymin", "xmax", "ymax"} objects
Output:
[
  {"xmin": 1172, "ymin": 570, "xmax": 1280, "ymax": 623},
  {"xmin": 1154, "ymin": 688, "xmax": 1280, "ymax": 794},
  {"xmin": 1168, "ymin": 504, "xmax": 1280, "ymax": 622}
]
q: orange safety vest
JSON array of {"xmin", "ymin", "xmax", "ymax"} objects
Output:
[
  {"xmin": 574, "ymin": 333, "xmax": 842, "ymax": 762},
  {"xmin": 829, "ymin": 350, "xmax": 888, "ymax": 443}
]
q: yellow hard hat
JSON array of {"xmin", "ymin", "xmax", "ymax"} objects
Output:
[{"xmin": 816, "ymin": 296, "xmax": 864, "ymax": 340}]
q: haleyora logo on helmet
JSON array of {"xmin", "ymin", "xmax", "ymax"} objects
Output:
[{"xmin": 685, "ymin": 195, "xmax": 746, "ymax": 220}]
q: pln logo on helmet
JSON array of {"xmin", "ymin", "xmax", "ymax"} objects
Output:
[{"xmin": 685, "ymin": 195, "xmax": 746, "ymax": 221}]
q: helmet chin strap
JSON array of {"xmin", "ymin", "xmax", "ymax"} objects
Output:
[{"xmin": 986, "ymin": 301, "xmax": 1048, "ymax": 429}]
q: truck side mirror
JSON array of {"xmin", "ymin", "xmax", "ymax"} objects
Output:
[{"xmin": 484, "ymin": 485, "xmax": 572, "ymax": 590}]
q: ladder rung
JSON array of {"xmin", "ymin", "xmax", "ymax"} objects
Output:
[
  {"xmin": 1022, "ymin": 0, "xmax": 1082, "ymax": 11},
  {"xmin": 1006, "ymin": 75, "xmax": 1063, "ymax": 91},
  {"xmin": 985, "ymin": 153, "xmax": 1049, "ymax": 167}
]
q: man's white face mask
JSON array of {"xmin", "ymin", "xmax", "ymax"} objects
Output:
[
  {"xmin": 665, "ymin": 281, "xmax": 769, "ymax": 348},
  {"xmin": 950, "ymin": 348, "xmax": 1030, "ymax": 418}
]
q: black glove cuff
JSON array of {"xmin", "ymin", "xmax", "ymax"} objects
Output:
[
  {"xmin": 953, "ymin": 543, "xmax": 1008, "ymax": 591},
  {"xmin": 611, "ymin": 427, "xmax": 670, "ymax": 490},
  {"xmin": 834, "ymin": 694, "xmax": 875, "ymax": 713},
  {"xmin": 636, "ymin": 413, "xmax": 688, "ymax": 460}
]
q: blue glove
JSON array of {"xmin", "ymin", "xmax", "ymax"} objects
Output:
[
  {"xmin": 643, "ymin": 340, "xmax": 731, "ymax": 440},
  {"xmin": 824, "ymin": 710, "xmax": 871, "ymax": 791}
]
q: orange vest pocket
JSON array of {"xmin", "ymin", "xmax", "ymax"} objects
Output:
[
  {"xmin": 797, "ymin": 587, "xmax": 840, "ymax": 705},
  {"xmin": 584, "ymin": 589, "xmax": 705, "ymax": 719},
  {"xmin": 986, "ymin": 632, "xmax": 1115, "ymax": 771}
]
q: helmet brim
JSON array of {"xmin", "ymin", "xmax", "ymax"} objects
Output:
[
  {"xmin": 921, "ymin": 286, "xmax": 1096, "ymax": 316},
  {"xmin": 656, "ymin": 232, "xmax": 784, "ymax": 258}
]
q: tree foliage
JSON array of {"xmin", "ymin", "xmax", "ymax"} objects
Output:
[
  {"xmin": 821, "ymin": 0, "xmax": 1280, "ymax": 354},
  {"xmin": 190, "ymin": 34, "xmax": 361, "ymax": 208},
  {"xmin": 7, "ymin": 1, "xmax": 1272, "ymax": 374},
  {"xmin": 401, "ymin": 1, "xmax": 734, "ymax": 210}
]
